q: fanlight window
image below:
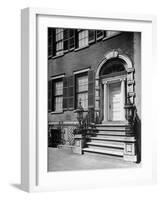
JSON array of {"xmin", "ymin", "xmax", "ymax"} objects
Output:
[{"xmin": 100, "ymin": 58, "xmax": 126, "ymax": 77}]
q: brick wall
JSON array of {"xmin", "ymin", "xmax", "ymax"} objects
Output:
[{"xmin": 48, "ymin": 32, "xmax": 141, "ymax": 123}]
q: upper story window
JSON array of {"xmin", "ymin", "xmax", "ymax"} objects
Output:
[
  {"xmin": 55, "ymin": 28, "xmax": 64, "ymax": 56},
  {"xmin": 105, "ymin": 31, "xmax": 121, "ymax": 39},
  {"xmin": 53, "ymin": 80, "xmax": 63, "ymax": 112},
  {"xmin": 78, "ymin": 30, "xmax": 88, "ymax": 48},
  {"xmin": 64, "ymin": 29, "xmax": 75, "ymax": 51},
  {"xmin": 76, "ymin": 74, "xmax": 88, "ymax": 109},
  {"xmin": 96, "ymin": 30, "xmax": 104, "ymax": 40},
  {"xmin": 88, "ymin": 30, "xmax": 95, "ymax": 43},
  {"xmin": 48, "ymin": 28, "xmax": 121, "ymax": 58}
]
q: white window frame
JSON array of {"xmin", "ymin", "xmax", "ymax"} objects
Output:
[
  {"xmin": 50, "ymin": 74, "xmax": 64, "ymax": 113},
  {"xmin": 78, "ymin": 29, "xmax": 89, "ymax": 48},
  {"xmin": 76, "ymin": 74, "xmax": 88, "ymax": 110}
]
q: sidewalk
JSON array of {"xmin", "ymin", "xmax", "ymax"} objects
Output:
[{"xmin": 48, "ymin": 147, "xmax": 140, "ymax": 172}]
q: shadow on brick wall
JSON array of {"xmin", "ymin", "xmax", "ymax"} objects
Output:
[{"xmin": 134, "ymin": 110, "xmax": 141, "ymax": 163}]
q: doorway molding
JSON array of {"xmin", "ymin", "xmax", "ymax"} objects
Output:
[
  {"xmin": 94, "ymin": 50, "xmax": 135, "ymax": 122},
  {"xmin": 95, "ymin": 50, "xmax": 133, "ymax": 79}
]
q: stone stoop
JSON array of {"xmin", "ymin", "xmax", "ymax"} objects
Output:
[{"xmin": 82, "ymin": 123, "xmax": 137, "ymax": 162}]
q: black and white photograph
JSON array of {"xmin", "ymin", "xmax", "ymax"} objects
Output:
[{"xmin": 47, "ymin": 28, "xmax": 141, "ymax": 172}]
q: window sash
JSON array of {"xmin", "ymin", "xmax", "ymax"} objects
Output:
[
  {"xmin": 55, "ymin": 28, "xmax": 64, "ymax": 55},
  {"xmin": 56, "ymin": 28, "xmax": 63, "ymax": 41},
  {"xmin": 54, "ymin": 96, "xmax": 63, "ymax": 111},
  {"xmin": 78, "ymin": 30, "xmax": 88, "ymax": 48},
  {"xmin": 63, "ymin": 29, "xmax": 75, "ymax": 51},
  {"xmin": 76, "ymin": 74, "xmax": 88, "ymax": 109},
  {"xmin": 96, "ymin": 30, "xmax": 104, "ymax": 39},
  {"xmin": 53, "ymin": 80, "xmax": 63, "ymax": 112},
  {"xmin": 77, "ymin": 76, "xmax": 88, "ymax": 92},
  {"xmin": 77, "ymin": 92, "xmax": 88, "ymax": 109},
  {"xmin": 55, "ymin": 81, "xmax": 63, "ymax": 95}
]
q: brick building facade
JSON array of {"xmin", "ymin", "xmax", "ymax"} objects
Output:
[{"xmin": 48, "ymin": 28, "xmax": 141, "ymax": 163}]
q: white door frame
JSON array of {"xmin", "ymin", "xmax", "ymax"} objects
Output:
[{"xmin": 102, "ymin": 75, "xmax": 126, "ymax": 123}]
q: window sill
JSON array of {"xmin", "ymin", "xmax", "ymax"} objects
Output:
[
  {"xmin": 50, "ymin": 111, "xmax": 64, "ymax": 114},
  {"xmin": 74, "ymin": 45, "xmax": 89, "ymax": 52},
  {"xmin": 96, "ymin": 36, "xmax": 103, "ymax": 41},
  {"xmin": 64, "ymin": 47, "xmax": 75, "ymax": 54},
  {"xmin": 52, "ymin": 53, "xmax": 64, "ymax": 59},
  {"xmin": 89, "ymin": 40, "xmax": 95, "ymax": 44}
]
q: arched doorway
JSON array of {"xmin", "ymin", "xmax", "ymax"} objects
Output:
[
  {"xmin": 100, "ymin": 58, "xmax": 127, "ymax": 122},
  {"xmin": 95, "ymin": 51, "xmax": 135, "ymax": 123}
]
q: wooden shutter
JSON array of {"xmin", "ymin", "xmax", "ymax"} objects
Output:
[
  {"xmin": 48, "ymin": 28, "xmax": 56, "ymax": 57},
  {"xmin": 52, "ymin": 29, "xmax": 56, "ymax": 56},
  {"xmin": 88, "ymin": 70, "xmax": 95, "ymax": 108},
  {"xmin": 48, "ymin": 80, "xmax": 52, "ymax": 112},
  {"xmin": 68, "ymin": 76, "xmax": 75, "ymax": 110},
  {"xmin": 51, "ymin": 80, "xmax": 55, "ymax": 111},
  {"xmin": 63, "ymin": 77, "xmax": 68, "ymax": 110},
  {"xmin": 75, "ymin": 29, "xmax": 78, "ymax": 48}
]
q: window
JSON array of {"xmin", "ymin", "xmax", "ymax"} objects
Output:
[
  {"xmin": 96, "ymin": 30, "xmax": 104, "ymax": 40},
  {"xmin": 78, "ymin": 30, "xmax": 88, "ymax": 48},
  {"xmin": 104, "ymin": 31, "xmax": 121, "ymax": 38},
  {"xmin": 49, "ymin": 28, "xmax": 122, "ymax": 57},
  {"xmin": 55, "ymin": 28, "xmax": 64, "ymax": 56},
  {"xmin": 88, "ymin": 30, "xmax": 95, "ymax": 43},
  {"xmin": 76, "ymin": 74, "xmax": 88, "ymax": 109},
  {"xmin": 53, "ymin": 80, "xmax": 63, "ymax": 112},
  {"xmin": 63, "ymin": 29, "xmax": 75, "ymax": 51}
]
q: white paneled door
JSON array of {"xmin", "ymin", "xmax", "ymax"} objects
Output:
[{"xmin": 109, "ymin": 82, "xmax": 122, "ymax": 121}]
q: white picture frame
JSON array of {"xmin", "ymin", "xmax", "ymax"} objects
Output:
[{"xmin": 21, "ymin": 7, "xmax": 156, "ymax": 192}]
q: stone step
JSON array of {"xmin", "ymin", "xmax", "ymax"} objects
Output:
[
  {"xmin": 86, "ymin": 141, "xmax": 125, "ymax": 149},
  {"xmin": 96, "ymin": 122, "xmax": 128, "ymax": 127},
  {"xmin": 91, "ymin": 134, "xmax": 134, "ymax": 139},
  {"xmin": 83, "ymin": 148, "xmax": 124, "ymax": 157},
  {"xmin": 87, "ymin": 144, "xmax": 123, "ymax": 152},
  {"xmin": 89, "ymin": 135, "xmax": 136, "ymax": 142},
  {"xmin": 87, "ymin": 145, "xmax": 123, "ymax": 152},
  {"xmin": 96, "ymin": 126, "xmax": 128, "ymax": 131},
  {"xmin": 87, "ymin": 139, "xmax": 124, "ymax": 145},
  {"xmin": 95, "ymin": 130, "xmax": 126, "ymax": 136}
]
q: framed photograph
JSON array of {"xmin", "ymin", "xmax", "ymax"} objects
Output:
[{"xmin": 21, "ymin": 7, "xmax": 156, "ymax": 192}]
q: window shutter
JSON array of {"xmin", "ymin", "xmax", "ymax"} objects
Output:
[
  {"xmin": 75, "ymin": 30, "xmax": 78, "ymax": 49},
  {"xmin": 88, "ymin": 70, "xmax": 95, "ymax": 108},
  {"xmin": 52, "ymin": 29, "xmax": 56, "ymax": 56},
  {"xmin": 68, "ymin": 75, "xmax": 75, "ymax": 110},
  {"xmin": 48, "ymin": 80, "xmax": 52, "ymax": 112},
  {"xmin": 63, "ymin": 77, "xmax": 68, "ymax": 110},
  {"xmin": 51, "ymin": 80, "xmax": 55, "ymax": 111}
]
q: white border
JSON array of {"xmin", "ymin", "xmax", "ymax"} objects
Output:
[{"xmin": 21, "ymin": 7, "xmax": 156, "ymax": 192}]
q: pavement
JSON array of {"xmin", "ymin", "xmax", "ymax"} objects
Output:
[{"xmin": 48, "ymin": 147, "xmax": 140, "ymax": 172}]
